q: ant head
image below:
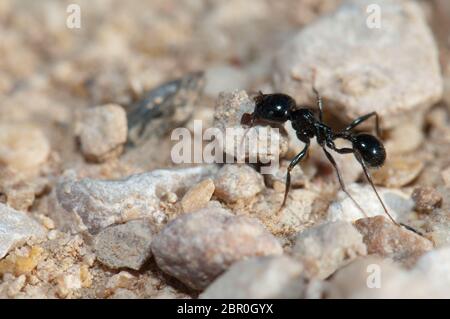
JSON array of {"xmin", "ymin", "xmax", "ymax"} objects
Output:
[
  {"xmin": 352, "ymin": 133, "xmax": 386, "ymax": 167},
  {"xmin": 253, "ymin": 93, "xmax": 295, "ymax": 124}
]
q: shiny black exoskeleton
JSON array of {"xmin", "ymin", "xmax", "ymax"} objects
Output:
[{"xmin": 241, "ymin": 90, "xmax": 408, "ymax": 230}]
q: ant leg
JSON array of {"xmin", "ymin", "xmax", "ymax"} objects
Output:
[
  {"xmin": 353, "ymin": 151, "xmax": 399, "ymax": 225},
  {"xmin": 344, "ymin": 112, "xmax": 381, "ymax": 137},
  {"xmin": 322, "ymin": 147, "xmax": 368, "ymax": 218},
  {"xmin": 333, "ymin": 147, "xmax": 424, "ymax": 236},
  {"xmin": 281, "ymin": 142, "xmax": 310, "ymax": 209}
]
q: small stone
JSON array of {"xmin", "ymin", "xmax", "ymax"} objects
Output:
[
  {"xmin": 412, "ymin": 187, "xmax": 442, "ymax": 214},
  {"xmin": 56, "ymin": 165, "xmax": 217, "ymax": 234},
  {"xmin": 4, "ymin": 181, "xmax": 35, "ymax": 211},
  {"xmin": 214, "ymin": 164, "xmax": 265, "ymax": 203},
  {"xmin": 292, "ymin": 221, "xmax": 366, "ymax": 279},
  {"xmin": 94, "ymin": 219, "xmax": 154, "ymax": 270},
  {"xmin": 372, "ymin": 156, "xmax": 424, "ymax": 188},
  {"xmin": 181, "ymin": 179, "xmax": 215, "ymax": 213},
  {"xmin": 327, "ymin": 183, "xmax": 413, "ymax": 223},
  {"xmin": 0, "ymin": 123, "xmax": 50, "ymax": 173},
  {"xmin": 213, "ymin": 90, "xmax": 288, "ymax": 164},
  {"xmin": 200, "ymin": 256, "xmax": 306, "ymax": 299},
  {"xmin": 77, "ymin": 104, "xmax": 127, "ymax": 162},
  {"xmin": 56, "ymin": 265, "xmax": 84, "ymax": 298},
  {"xmin": 384, "ymin": 121, "xmax": 424, "ymax": 155},
  {"xmin": 0, "ymin": 204, "xmax": 46, "ymax": 259},
  {"xmin": 36, "ymin": 215, "xmax": 55, "ymax": 230},
  {"xmin": 354, "ymin": 216, "xmax": 433, "ymax": 262},
  {"xmin": 273, "ymin": 0, "xmax": 442, "ymax": 128},
  {"xmin": 441, "ymin": 166, "xmax": 450, "ymax": 187},
  {"xmin": 0, "ymin": 246, "xmax": 43, "ymax": 276},
  {"xmin": 151, "ymin": 207, "xmax": 283, "ymax": 290},
  {"xmin": 105, "ymin": 271, "xmax": 135, "ymax": 295}
]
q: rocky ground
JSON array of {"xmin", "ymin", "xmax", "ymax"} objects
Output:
[{"xmin": 0, "ymin": 0, "xmax": 450, "ymax": 299}]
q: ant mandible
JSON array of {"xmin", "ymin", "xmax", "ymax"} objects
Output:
[{"xmin": 240, "ymin": 75, "xmax": 422, "ymax": 235}]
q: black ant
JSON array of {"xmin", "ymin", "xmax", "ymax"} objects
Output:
[{"xmin": 241, "ymin": 80, "xmax": 422, "ymax": 236}]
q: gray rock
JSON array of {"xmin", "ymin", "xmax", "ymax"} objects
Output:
[
  {"xmin": 151, "ymin": 207, "xmax": 283, "ymax": 290},
  {"xmin": 273, "ymin": 0, "xmax": 442, "ymax": 128},
  {"xmin": 213, "ymin": 90, "xmax": 288, "ymax": 164},
  {"xmin": 213, "ymin": 164, "xmax": 265, "ymax": 203},
  {"xmin": 181, "ymin": 179, "xmax": 215, "ymax": 213},
  {"xmin": 56, "ymin": 165, "xmax": 218, "ymax": 234},
  {"xmin": 200, "ymin": 255, "xmax": 306, "ymax": 299},
  {"xmin": 0, "ymin": 203, "xmax": 46, "ymax": 258},
  {"xmin": 292, "ymin": 221, "xmax": 366, "ymax": 279},
  {"xmin": 94, "ymin": 219, "xmax": 154, "ymax": 270}
]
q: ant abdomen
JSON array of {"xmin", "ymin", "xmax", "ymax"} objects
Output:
[
  {"xmin": 253, "ymin": 93, "xmax": 295, "ymax": 123},
  {"xmin": 352, "ymin": 133, "xmax": 386, "ymax": 167}
]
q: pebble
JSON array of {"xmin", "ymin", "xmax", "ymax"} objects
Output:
[
  {"xmin": 442, "ymin": 167, "xmax": 450, "ymax": 187},
  {"xmin": 77, "ymin": 104, "xmax": 127, "ymax": 162},
  {"xmin": 327, "ymin": 183, "xmax": 413, "ymax": 223},
  {"xmin": 181, "ymin": 179, "xmax": 215, "ymax": 213},
  {"xmin": 4, "ymin": 182, "xmax": 35, "ymax": 212},
  {"xmin": 213, "ymin": 90, "xmax": 289, "ymax": 164},
  {"xmin": 213, "ymin": 164, "xmax": 265, "ymax": 203},
  {"xmin": 94, "ymin": 219, "xmax": 154, "ymax": 270},
  {"xmin": 200, "ymin": 256, "xmax": 306, "ymax": 299},
  {"xmin": 292, "ymin": 221, "xmax": 366, "ymax": 279},
  {"xmin": 0, "ymin": 246, "xmax": 44, "ymax": 276},
  {"xmin": 0, "ymin": 123, "xmax": 50, "ymax": 173},
  {"xmin": 384, "ymin": 121, "xmax": 424, "ymax": 155},
  {"xmin": 0, "ymin": 204, "xmax": 46, "ymax": 259},
  {"xmin": 151, "ymin": 207, "xmax": 283, "ymax": 290},
  {"xmin": 56, "ymin": 165, "xmax": 218, "ymax": 234},
  {"xmin": 354, "ymin": 216, "xmax": 433, "ymax": 262},
  {"xmin": 372, "ymin": 156, "xmax": 424, "ymax": 188},
  {"xmin": 412, "ymin": 186, "xmax": 442, "ymax": 214},
  {"xmin": 105, "ymin": 271, "xmax": 135, "ymax": 295},
  {"xmin": 273, "ymin": 0, "xmax": 442, "ymax": 128}
]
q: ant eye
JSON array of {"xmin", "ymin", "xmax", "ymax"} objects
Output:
[{"xmin": 352, "ymin": 134, "xmax": 386, "ymax": 167}]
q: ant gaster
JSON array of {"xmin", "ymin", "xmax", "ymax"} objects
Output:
[{"xmin": 241, "ymin": 81, "xmax": 422, "ymax": 235}]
